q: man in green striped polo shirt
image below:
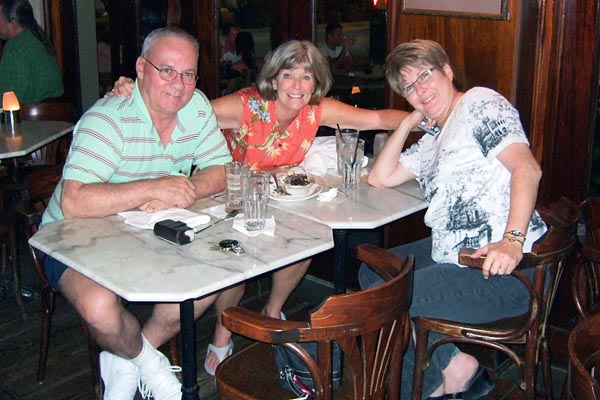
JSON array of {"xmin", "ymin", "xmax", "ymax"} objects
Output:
[{"xmin": 40, "ymin": 27, "xmax": 234, "ymax": 400}]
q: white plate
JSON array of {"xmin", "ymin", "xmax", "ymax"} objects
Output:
[{"xmin": 270, "ymin": 184, "xmax": 324, "ymax": 202}]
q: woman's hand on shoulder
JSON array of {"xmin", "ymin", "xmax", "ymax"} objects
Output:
[{"xmin": 105, "ymin": 76, "xmax": 135, "ymax": 99}]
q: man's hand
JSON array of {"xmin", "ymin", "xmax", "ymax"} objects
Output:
[
  {"xmin": 139, "ymin": 200, "xmax": 171, "ymax": 213},
  {"xmin": 151, "ymin": 175, "xmax": 198, "ymax": 209}
]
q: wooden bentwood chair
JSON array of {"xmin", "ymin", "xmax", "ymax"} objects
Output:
[
  {"xmin": 10, "ymin": 165, "xmax": 106, "ymax": 396},
  {"xmin": 566, "ymin": 312, "xmax": 600, "ymax": 399},
  {"xmin": 411, "ymin": 198, "xmax": 579, "ymax": 400},
  {"xmin": 215, "ymin": 244, "xmax": 415, "ymax": 400},
  {"xmin": 573, "ymin": 195, "xmax": 600, "ymax": 320}
]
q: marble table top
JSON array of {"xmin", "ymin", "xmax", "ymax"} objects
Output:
[
  {"xmin": 29, "ymin": 198, "xmax": 334, "ymax": 302},
  {"xmin": 269, "ymin": 178, "xmax": 428, "ymax": 230},
  {"xmin": 0, "ymin": 120, "xmax": 73, "ymax": 159}
]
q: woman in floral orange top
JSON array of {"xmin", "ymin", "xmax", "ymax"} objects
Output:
[{"xmin": 213, "ymin": 40, "xmax": 407, "ymax": 170}]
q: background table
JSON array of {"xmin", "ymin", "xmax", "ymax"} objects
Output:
[
  {"xmin": 0, "ymin": 120, "xmax": 73, "ymax": 159},
  {"xmin": 29, "ymin": 198, "xmax": 334, "ymax": 399}
]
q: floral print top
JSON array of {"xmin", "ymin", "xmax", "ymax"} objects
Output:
[{"xmin": 222, "ymin": 86, "xmax": 323, "ymax": 170}]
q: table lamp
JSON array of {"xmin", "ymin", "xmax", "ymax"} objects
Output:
[{"xmin": 2, "ymin": 91, "xmax": 20, "ymax": 133}]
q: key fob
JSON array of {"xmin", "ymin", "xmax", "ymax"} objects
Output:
[
  {"xmin": 153, "ymin": 219, "xmax": 195, "ymax": 245},
  {"xmin": 418, "ymin": 116, "xmax": 441, "ymax": 136}
]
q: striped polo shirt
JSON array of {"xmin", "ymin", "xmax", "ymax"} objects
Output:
[{"xmin": 41, "ymin": 82, "xmax": 232, "ymax": 225}]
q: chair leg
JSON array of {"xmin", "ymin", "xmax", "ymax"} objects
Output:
[
  {"xmin": 37, "ymin": 288, "xmax": 55, "ymax": 383},
  {"xmin": 540, "ymin": 338, "xmax": 554, "ymax": 400},
  {"xmin": 80, "ymin": 320, "xmax": 103, "ymax": 400},
  {"xmin": 8, "ymin": 220, "xmax": 26, "ymax": 318},
  {"xmin": 411, "ymin": 323, "xmax": 429, "ymax": 400},
  {"xmin": 524, "ymin": 332, "xmax": 538, "ymax": 400},
  {"xmin": 169, "ymin": 335, "xmax": 181, "ymax": 367}
]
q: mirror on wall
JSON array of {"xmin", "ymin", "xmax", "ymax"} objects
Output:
[
  {"xmin": 216, "ymin": 0, "xmax": 387, "ymax": 108},
  {"xmin": 317, "ymin": 0, "xmax": 387, "ymax": 109},
  {"xmin": 217, "ymin": 0, "xmax": 271, "ymax": 95}
]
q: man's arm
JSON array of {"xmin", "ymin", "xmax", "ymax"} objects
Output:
[
  {"xmin": 191, "ymin": 164, "xmax": 226, "ymax": 198},
  {"xmin": 61, "ymin": 175, "xmax": 198, "ymax": 218}
]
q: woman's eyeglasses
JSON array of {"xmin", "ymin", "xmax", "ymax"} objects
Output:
[{"xmin": 401, "ymin": 67, "xmax": 435, "ymax": 97}]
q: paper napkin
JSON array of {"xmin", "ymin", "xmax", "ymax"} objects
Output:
[
  {"xmin": 118, "ymin": 208, "xmax": 210, "ymax": 230},
  {"xmin": 317, "ymin": 187, "xmax": 338, "ymax": 202},
  {"xmin": 232, "ymin": 215, "xmax": 276, "ymax": 237},
  {"xmin": 301, "ymin": 136, "xmax": 368, "ymax": 176}
]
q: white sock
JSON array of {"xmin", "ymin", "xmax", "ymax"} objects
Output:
[{"xmin": 131, "ymin": 334, "xmax": 155, "ymax": 368}]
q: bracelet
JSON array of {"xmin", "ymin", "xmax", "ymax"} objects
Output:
[
  {"xmin": 503, "ymin": 234, "xmax": 525, "ymax": 246},
  {"xmin": 505, "ymin": 229, "xmax": 527, "ymax": 240}
]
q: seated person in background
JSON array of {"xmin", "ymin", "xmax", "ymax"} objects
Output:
[
  {"xmin": 0, "ymin": 0, "xmax": 63, "ymax": 102},
  {"xmin": 318, "ymin": 22, "xmax": 353, "ymax": 75},
  {"xmin": 360, "ymin": 39, "xmax": 547, "ymax": 399},
  {"xmin": 222, "ymin": 31, "xmax": 261, "ymax": 94},
  {"xmin": 219, "ymin": 22, "xmax": 241, "ymax": 80},
  {"xmin": 40, "ymin": 27, "xmax": 235, "ymax": 400},
  {"xmin": 112, "ymin": 39, "xmax": 409, "ymax": 377}
]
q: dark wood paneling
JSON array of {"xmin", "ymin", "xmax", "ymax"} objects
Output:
[
  {"xmin": 388, "ymin": 0, "xmax": 520, "ymax": 111},
  {"xmin": 270, "ymin": 0, "xmax": 313, "ymax": 50},
  {"xmin": 194, "ymin": 1, "xmax": 219, "ymax": 99},
  {"xmin": 536, "ymin": 0, "xmax": 600, "ymax": 205}
]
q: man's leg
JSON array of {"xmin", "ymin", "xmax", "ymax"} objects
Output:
[{"xmin": 58, "ymin": 267, "xmax": 143, "ymax": 400}]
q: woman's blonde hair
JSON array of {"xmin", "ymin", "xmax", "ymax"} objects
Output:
[
  {"xmin": 257, "ymin": 40, "xmax": 332, "ymax": 104},
  {"xmin": 385, "ymin": 39, "xmax": 451, "ymax": 95}
]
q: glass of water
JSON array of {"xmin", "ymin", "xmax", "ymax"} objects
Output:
[{"xmin": 241, "ymin": 170, "xmax": 270, "ymax": 231}]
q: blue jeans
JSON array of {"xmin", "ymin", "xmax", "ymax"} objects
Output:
[{"xmin": 358, "ymin": 238, "xmax": 537, "ymax": 399}]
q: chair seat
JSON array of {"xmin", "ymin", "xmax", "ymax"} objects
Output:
[{"xmin": 217, "ymin": 342, "xmax": 356, "ymax": 399}]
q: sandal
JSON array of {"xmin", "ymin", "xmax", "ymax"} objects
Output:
[
  {"xmin": 204, "ymin": 340, "xmax": 234, "ymax": 376},
  {"xmin": 427, "ymin": 367, "xmax": 494, "ymax": 400}
]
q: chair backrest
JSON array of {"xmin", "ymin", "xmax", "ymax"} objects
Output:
[
  {"xmin": 220, "ymin": 244, "xmax": 414, "ymax": 400},
  {"xmin": 574, "ymin": 196, "xmax": 600, "ymax": 319},
  {"xmin": 20, "ymin": 101, "xmax": 74, "ymax": 122},
  {"xmin": 457, "ymin": 197, "xmax": 579, "ymax": 340},
  {"xmin": 301, "ymin": 244, "xmax": 414, "ymax": 399},
  {"xmin": 20, "ymin": 101, "xmax": 74, "ymax": 165},
  {"xmin": 524, "ymin": 197, "xmax": 579, "ymax": 337},
  {"xmin": 568, "ymin": 313, "xmax": 600, "ymax": 399}
]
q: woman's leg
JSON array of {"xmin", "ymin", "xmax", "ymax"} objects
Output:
[
  {"xmin": 262, "ymin": 259, "xmax": 311, "ymax": 318},
  {"xmin": 359, "ymin": 238, "xmax": 534, "ymax": 399},
  {"xmin": 204, "ymin": 283, "xmax": 246, "ymax": 372}
]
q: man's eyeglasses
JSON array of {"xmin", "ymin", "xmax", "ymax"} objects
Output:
[
  {"xmin": 143, "ymin": 57, "xmax": 198, "ymax": 85},
  {"xmin": 401, "ymin": 67, "xmax": 435, "ymax": 97}
]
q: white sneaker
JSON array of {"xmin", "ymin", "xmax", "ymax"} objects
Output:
[
  {"xmin": 100, "ymin": 351, "xmax": 140, "ymax": 400},
  {"xmin": 138, "ymin": 348, "xmax": 182, "ymax": 400}
]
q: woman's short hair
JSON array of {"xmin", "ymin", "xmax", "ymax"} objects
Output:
[
  {"xmin": 385, "ymin": 39, "xmax": 451, "ymax": 95},
  {"xmin": 141, "ymin": 26, "xmax": 199, "ymax": 59},
  {"xmin": 257, "ymin": 40, "xmax": 332, "ymax": 105}
]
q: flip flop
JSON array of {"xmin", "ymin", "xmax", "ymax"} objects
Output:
[{"xmin": 204, "ymin": 340, "xmax": 234, "ymax": 376}]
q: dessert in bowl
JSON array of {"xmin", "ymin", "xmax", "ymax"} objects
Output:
[{"xmin": 282, "ymin": 167, "xmax": 316, "ymax": 197}]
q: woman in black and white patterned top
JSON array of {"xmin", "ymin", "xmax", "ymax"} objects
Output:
[{"xmin": 361, "ymin": 39, "xmax": 546, "ymax": 400}]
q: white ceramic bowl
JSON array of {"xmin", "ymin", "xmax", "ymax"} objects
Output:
[{"xmin": 284, "ymin": 173, "xmax": 315, "ymax": 197}]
